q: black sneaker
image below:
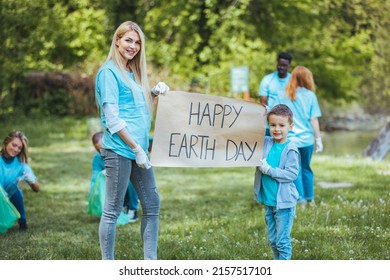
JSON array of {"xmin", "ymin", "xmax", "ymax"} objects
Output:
[{"xmin": 19, "ymin": 222, "xmax": 28, "ymax": 232}]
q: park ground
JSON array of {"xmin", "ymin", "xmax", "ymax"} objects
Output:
[{"xmin": 0, "ymin": 116, "xmax": 389, "ymax": 260}]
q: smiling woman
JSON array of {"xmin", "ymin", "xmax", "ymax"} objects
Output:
[
  {"xmin": 0, "ymin": 131, "xmax": 40, "ymax": 232},
  {"xmin": 95, "ymin": 21, "xmax": 170, "ymax": 260},
  {"xmin": 116, "ymin": 30, "xmax": 141, "ymax": 61}
]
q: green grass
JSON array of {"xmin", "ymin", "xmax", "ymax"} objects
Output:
[{"xmin": 0, "ymin": 116, "xmax": 389, "ymax": 260}]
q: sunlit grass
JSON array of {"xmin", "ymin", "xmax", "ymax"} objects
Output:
[{"xmin": 0, "ymin": 117, "xmax": 388, "ymax": 260}]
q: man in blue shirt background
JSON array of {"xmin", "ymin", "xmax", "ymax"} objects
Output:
[{"xmin": 259, "ymin": 52, "xmax": 293, "ymax": 135}]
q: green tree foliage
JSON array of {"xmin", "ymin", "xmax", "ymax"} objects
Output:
[
  {"xmin": 106, "ymin": 0, "xmax": 388, "ymax": 107},
  {"xmin": 141, "ymin": 0, "xmax": 274, "ymax": 95},
  {"xmin": 0, "ymin": 0, "xmax": 107, "ymax": 115},
  {"xmin": 355, "ymin": 0, "xmax": 390, "ymax": 114},
  {"xmin": 246, "ymin": 0, "xmax": 371, "ymax": 101},
  {"xmin": 0, "ymin": 0, "xmax": 388, "ymax": 116}
]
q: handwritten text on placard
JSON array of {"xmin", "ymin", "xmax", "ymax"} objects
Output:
[{"xmin": 150, "ymin": 91, "xmax": 266, "ymax": 167}]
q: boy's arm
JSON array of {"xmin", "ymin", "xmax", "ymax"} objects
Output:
[{"xmin": 266, "ymin": 150, "xmax": 300, "ymax": 183}]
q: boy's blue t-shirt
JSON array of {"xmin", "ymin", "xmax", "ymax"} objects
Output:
[{"xmin": 260, "ymin": 141, "xmax": 289, "ymax": 206}]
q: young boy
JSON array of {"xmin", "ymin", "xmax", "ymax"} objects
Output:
[
  {"xmin": 89, "ymin": 131, "xmax": 139, "ymax": 222},
  {"xmin": 254, "ymin": 104, "xmax": 300, "ymax": 260}
]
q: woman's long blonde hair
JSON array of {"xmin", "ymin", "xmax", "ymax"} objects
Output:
[
  {"xmin": 285, "ymin": 66, "xmax": 315, "ymax": 101},
  {"xmin": 105, "ymin": 21, "xmax": 153, "ymax": 114},
  {"xmin": 1, "ymin": 131, "xmax": 29, "ymax": 163}
]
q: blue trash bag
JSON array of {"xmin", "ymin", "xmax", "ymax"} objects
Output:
[
  {"xmin": 0, "ymin": 184, "xmax": 21, "ymax": 233},
  {"xmin": 87, "ymin": 172, "xmax": 129, "ymax": 225}
]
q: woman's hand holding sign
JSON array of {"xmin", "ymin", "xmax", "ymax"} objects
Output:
[{"xmin": 151, "ymin": 82, "xmax": 170, "ymax": 96}]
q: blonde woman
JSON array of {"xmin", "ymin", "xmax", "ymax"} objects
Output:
[
  {"xmin": 278, "ymin": 66, "xmax": 323, "ymax": 206},
  {"xmin": 0, "ymin": 131, "xmax": 40, "ymax": 231},
  {"xmin": 95, "ymin": 21, "xmax": 169, "ymax": 259}
]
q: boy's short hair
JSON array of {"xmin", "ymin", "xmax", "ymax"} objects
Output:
[
  {"xmin": 267, "ymin": 104, "xmax": 293, "ymax": 124},
  {"xmin": 278, "ymin": 52, "xmax": 293, "ymax": 63},
  {"xmin": 92, "ymin": 131, "xmax": 103, "ymax": 145}
]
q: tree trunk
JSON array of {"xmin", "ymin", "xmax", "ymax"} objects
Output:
[{"xmin": 362, "ymin": 121, "xmax": 390, "ymax": 160}]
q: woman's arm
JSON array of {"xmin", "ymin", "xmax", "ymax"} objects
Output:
[
  {"xmin": 30, "ymin": 181, "xmax": 39, "ymax": 192},
  {"xmin": 116, "ymin": 128, "xmax": 137, "ymax": 149},
  {"xmin": 310, "ymin": 117, "xmax": 321, "ymax": 139},
  {"xmin": 104, "ymin": 105, "xmax": 150, "ymax": 168},
  {"xmin": 310, "ymin": 117, "xmax": 323, "ymax": 153},
  {"xmin": 23, "ymin": 172, "xmax": 39, "ymax": 192}
]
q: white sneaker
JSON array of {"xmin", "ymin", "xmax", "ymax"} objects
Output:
[{"xmin": 128, "ymin": 210, "xmax": 138, "ymax": 223}]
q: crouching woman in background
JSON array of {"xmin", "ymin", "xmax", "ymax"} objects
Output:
[{"xmin": 0, "ymin": 131, "xmax": 39, "ymax": 231}]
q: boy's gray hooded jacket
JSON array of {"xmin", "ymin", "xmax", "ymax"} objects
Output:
[{"xmin": 254, "ymin": 136, "xmax": 300, "ymax": 209}]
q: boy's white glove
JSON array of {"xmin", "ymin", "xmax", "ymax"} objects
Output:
[
  {"xmin": 132, "ymin": 144, "xmax": 152, "ymax": 169},
  {"xmin": 259, "ymin": 158, "xmax": 271, "ymax": 174},
  {"xmin": 23, "ymin": 172, "xmax": 35, "ymax": 184},
  {"xmin": 315, "ymin": 137, "xmax": 323, "ymax": 153},
  {"xmin": 151, "ymin": 82, "xmax": 170, "ymax": 96},
  {"xmin": 101, "ymin": 169, "xmax": 107, "ymax": 176}
]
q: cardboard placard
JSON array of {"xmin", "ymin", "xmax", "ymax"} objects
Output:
[{"xmin": 150, "ymin": 91, "xmax": 266, "ymax": 167}]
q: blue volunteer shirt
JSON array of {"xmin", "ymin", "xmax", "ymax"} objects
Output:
[
  {"xmin": 260, "ymin": 141, "xmax": 289, "ymax": 206},
  {"xmin": 95, "ymin": 60, "xmax": 151, "ymax": 159},
  {"xmin": 259, "ymin": 71, "xmax": 291, "ymax": 110},
  {"xmin": 278, "ymin": 87, "xmax": 322, "ymax": 147},
  {"xmin": 0, "ymin": 156, "xmax": 36, "ymax": 197}
]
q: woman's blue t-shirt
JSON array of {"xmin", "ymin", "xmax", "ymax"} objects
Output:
[
  {"xmin": 0, "ymin": 156, "xmax": 36, "ymax": 197},
  {"xmin": 278, "ymin": 87, "xmax": 322, "ymax": 147},
  {"xmin": 95, "ymin": 60, "xmax": 151, "ymax": 160}
]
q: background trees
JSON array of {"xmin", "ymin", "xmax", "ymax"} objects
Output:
[
  {"xmin": 0, "ymin": 0, "xmax": 107, "ymax": 115},
  {"xmin": 0, "ymin": 0, "xmax": 388, "ymax": 116}
]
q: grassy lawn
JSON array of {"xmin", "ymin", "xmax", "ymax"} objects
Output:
[{"xmin": 0, "ymin": 116, "xmax": 389, "ymax": 260}]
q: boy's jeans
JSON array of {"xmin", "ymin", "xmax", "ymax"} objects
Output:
[
  {"xmin": 99, "ymin": 149, "xmax": 160, "ymax": 260},
  {"xmin": 265, "ymin": 206, "xmax": 296, "ymax": 260}
]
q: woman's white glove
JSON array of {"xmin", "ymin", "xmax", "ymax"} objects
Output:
[
  {"xmin": 23, "ymin": 172, "xmax": 35, "ymax": 184},
  {"xmin": 132, "ymin": 144, "xmax": 152, "ymax": 169},
  {"xmin": 151, "ymin": 82, "xmax": 170, "ymax": 96},
  {"xmin": 258, "ymin": 158, "xmax": 271, "ymax": 174},
  {"xmin": 315, "ymin": 137, "xmax": 323, "ymax": 153}
]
